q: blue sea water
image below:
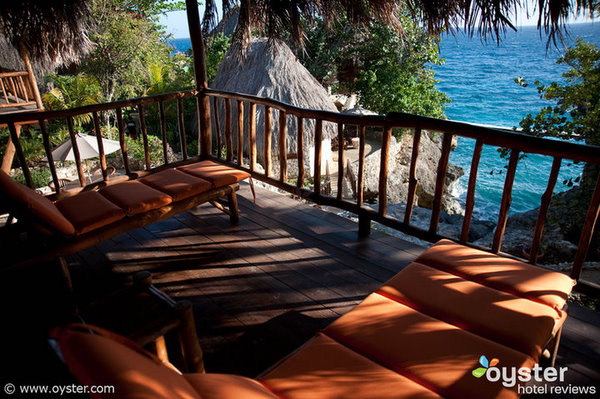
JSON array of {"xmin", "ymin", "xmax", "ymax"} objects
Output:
[
  {"xmin": 170, "ymin": 25, "xmax": 600, "ymax": 220},
  {"xmin": 435, "ymin": 23, "xmax": 600, "ymax": 220}
]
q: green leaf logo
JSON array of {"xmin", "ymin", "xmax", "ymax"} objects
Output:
[{"xmin": 472, "ymin": 367, "xmax": 488, "ymax": 378}]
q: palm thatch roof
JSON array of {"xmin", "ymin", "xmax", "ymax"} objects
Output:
[
  {"xmin": 201, "ymin": 0, "xmax": 597, "ymax": 51},
  {"xmin": 0, "ymin": 0, "xmax": 91, "ymax": 72},
  {"xmin": 211, "ymin": 38, "xmax": 338, "ymax": 158}
]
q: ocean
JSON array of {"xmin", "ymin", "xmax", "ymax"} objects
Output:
[
  {"xmin": 171, "ymin": 24, "xmax": 600, "ymax": 220},
  {"xmin": 436, "ymin": 23, "xmax": 600, "ymax": 220}
]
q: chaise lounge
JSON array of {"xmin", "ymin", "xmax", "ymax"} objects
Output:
[
  {"xmin": 51, "ymin": 239, "xmax": 575, "ymax": 399},
  {"xmin": 0, "ymin": 160, "xmax": 251, "ymax": 270}
]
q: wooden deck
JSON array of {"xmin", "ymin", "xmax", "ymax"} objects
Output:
[{"xmin": 2, "ymin": 182, "xmax": 599, "ymax": 394}]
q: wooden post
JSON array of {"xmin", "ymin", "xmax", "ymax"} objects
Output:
[
  {"xmin": 18, "ymin": 42, "xmax": 43, "ymax": 109},
  {"xmin": 279, "ymin": 110, "xmax": 287, "ymax": 182},
  {"xmin": 225, "ymin": 99, "xmax": 232, "ymax": 161},
  {"xmin": 337, "ymin": 122, "xmax": 344, "ymax": 200},
  {"xmin": 40, "ymin": 120, "xmax": 60, "ymax": 191},
  {"xmin": 297, "ymin": 116, "xmax": 304, "ymax": 188},
  {"xmin": 159, "ymin": 101, "xmax": 169, "ymax": 164},
  {"xmin": 116, "ymin": 108, "xmax": 130, "ymax": 175},
  {"xmin": 529, "ymin": 157, "xmax": 561, "ymax": 263},
  {"xmin": 186, "ymin": 0, "xmax": 211, "ymax": 157},
  {"xmin": 429, "ymin": 133, "xmax": 453, "ymax": 234},
  {"xmin": 264, "ymin": 106, "xmax": 272, "ymax": 176},
  {"xmin": 314, "ymin": 119, "xmax": 323, "ymax": 195},
  {"xmin": 492, "ymin": 149, "xmax": 520, "ymax": 253},
  {"xmin": 378, "ymin": 127, "xmax": 392, "ymax": 216},
  {"xmin": 138, "ymin": 105, "xmax": 152, "ymax": 171},
  {"xmin": 237, "ymin": 100, "xmax": 244, "ymax": 165},
  {"xmin": 67, "ymin": 118, "xmax": 86, "ymax": 186},
  {"xmin": 460, "ymin": 139, "xmax": 483, "ymax": 243},
  {"xmin": 249, "ymin": 103, "xmax": 256, "ymax": 170},
  {"xmin": 357, "ymin": 126, "xmax": 366, "ymax": 206},
  {"xmin": 177, "ymin": 98, "xmax": 188, "ymax": 161},
  {"xmin": 1, "ymin": 124, "xmax": 22, "ymax": 173},
  {"xmin": 404, "ymin": 128, "xmax": 422, "ymax": 224},
  {"xmin": 92, "ymin": 111, "xmax": 108, "ymax": 181},
  {"xmin": 571, "ymin": 171, "xmax": 600, "ymax": 280}
]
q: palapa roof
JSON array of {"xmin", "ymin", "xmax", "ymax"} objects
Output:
[
  {"xmin": 211, "ymin": 38, "xmax": 338, "ymax": 157},
  {"xmin": 0, "ymin": 0, "xmax": 91, "ymax": 74}
]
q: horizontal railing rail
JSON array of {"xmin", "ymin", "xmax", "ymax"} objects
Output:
[{"xmin": 1, "ymin": 87, "xmax": 599, "ymax": 298}]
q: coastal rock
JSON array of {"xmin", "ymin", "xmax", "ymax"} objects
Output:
[{"xmin": 352, "ymin": 131, "xmax": 464, "ymax": 214}]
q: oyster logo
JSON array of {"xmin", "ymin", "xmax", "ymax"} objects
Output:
[{"xmin": 472, "ymin": 355, "xmax": 499, "ymax": 378}]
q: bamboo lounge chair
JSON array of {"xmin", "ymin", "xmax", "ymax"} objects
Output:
[
  {"xmin": 51, "ymin": 239, "xmax": 575, "ymax": 399},
  {"xmin": 0, "ymin": 160, "xmax": 251, "ymax": 270}
]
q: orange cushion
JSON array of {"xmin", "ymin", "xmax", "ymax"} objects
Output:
[
  {"xmin": 415, "ymin": 239, "xmax": 575, "ymax": 310},
  {"xmin": 51, "ymin": 326, "xmax": 200, "ymax": 399},
  {"xmin": 56, "ymin": 191, "xmax": 126, "ymax": 234},
  {"xmin": 178, "ymin": 161, "xmax": 250, "ymax": 188},
  {"xmin": 185, "ymin": 374, "xmax": 278, "ymax": 399},
  {"xmin": 261, "ymin": 333, "xmax": 442, "ymax": 399},
  {"xmin": 323, "ymin": 293, "xmax": 536, "ymax": 399},
  {"xmin": 100, "ymin": 181, "xmax": 173, "ymax": 216},
  {"xmin": 0, "ymin": 170, "xmax": 76, "ymax": 235},
  {"xmin": 140, "ymin": 169, "xmax": 212, "ymax": 202},
  {"xmin": 379, "ymin": 262, "xmax": 565, "ymax": 359}
]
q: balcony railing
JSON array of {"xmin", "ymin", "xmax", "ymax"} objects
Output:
[
  {"xmin": 1, "ymin": 88, "xmax": 599, "ymax": 298},
  {"xmin": 0, "ymin": 71, "xmax": 38, "ymax": 109}
]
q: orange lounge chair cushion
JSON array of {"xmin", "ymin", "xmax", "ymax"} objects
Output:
[
  {"xmin": 0, "ymin": 170, "xmax": 76, "ymax": 235},
  {"xmin": 56, "ymin": 191, "xmax": 126, "ymax": 234},
  {"xmin": 185, "ymin": 374, "xmax": 278, "ymax": 399},
  {"xmin": 415, "ymin": 239, "xmax": 575, "ymax": 310},
  {"xmin": 51, "ymin": 325, "xmax": 201, "ymax": 399},
  {"xmin": 140, "ymin": 169, "xmax": 212, "ymax": 202},
  {"xmin": 379, "ymin": 262, "xmax": 564, "ymax": 359},
  {"xmin": 323, "ymin": 293, "xmax": 536, "ymax": 399},
  {"xmin": 100, "ymin": 181, "xmax": 173, "ymax": 216},
  {"xmin": 178, "ymin": 160, "xmax": 250, "ymax": 188},
  {"xmin": 261, "ymin": 333, "xmax": 442, "ymax": 399}
]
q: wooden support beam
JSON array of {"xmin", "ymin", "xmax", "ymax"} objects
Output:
[
  {"xmin": 237, "ymin": 100, "xmax": 244, "ymax": 165},
  {"xmin": 40, "ymin": 120, "xmax": 60, "ymax": 192},
  {"xmin": 185, "ymin": 0, "xmax": 211, "ymax": 157},
  {"xmin": 225, "ymin": 99, "xmax": 232, "ymax": 161},
  {"xmin": 213, "ymin": 96, "xmax": 222, "ymax": 158}
]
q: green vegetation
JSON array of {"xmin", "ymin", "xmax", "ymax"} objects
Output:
[
  {"xmin": 517, "ymin": 39, "xmax": 600, "ymax": 255},
  {"xmin": 300, "ymin": 11, "xmax": 449, "ymax": 119}
]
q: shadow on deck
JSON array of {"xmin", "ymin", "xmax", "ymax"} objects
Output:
[{"xmin": 1, "ymin": 182, "xmax": 599, "ymax": 395}]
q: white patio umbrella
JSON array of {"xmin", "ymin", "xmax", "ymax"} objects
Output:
[
  {"xmin": 48, "ymin": 133, "xmax": 121, "ymax": 161},
  {"xmin": 44, "ymin": 133, "xmax": 121, "ymax": 181}
]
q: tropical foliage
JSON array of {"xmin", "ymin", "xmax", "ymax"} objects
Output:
[
  {"xmin": 42, "ymin": 73, "xmax": 103, "ymax": 126},
  {"xmin": 301, "ymin": 12, "xmax": 449, "ymax": 118}
]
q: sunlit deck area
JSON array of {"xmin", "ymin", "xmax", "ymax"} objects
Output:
[{"xmin": 56, "ymin": 183, "xmax": 600, "ymax": 388}]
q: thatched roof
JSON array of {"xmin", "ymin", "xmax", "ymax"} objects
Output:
[
  {"xmin": 211, "ymin": 38, "xmax": 338, "ymax": 158},
  {"xmin": 0, "ymin": 0, "xmax": 91, "ymax": 72}
]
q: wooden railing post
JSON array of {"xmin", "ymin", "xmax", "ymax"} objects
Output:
[
  {"xmin": 186, "ymin": 0, "xmax": 211, "ymax": 157},
  {"xmin": 492, "ymin": 149, "xmax": 520, "ymax": 253},
  {"xmin": 404, "ymin": 128, "xmax": 422, "ymax": 224},
  {"xmin": 378, "ymin": 127, "xmax": 392, "ymax": 216},
  {"xmin": 572, "ymin": 171, "xmax": 600, "ymax": 280}
]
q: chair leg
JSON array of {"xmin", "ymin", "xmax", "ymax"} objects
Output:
[
  {"xmin": 228, "ymin": 191, "xmax": 239, "ymax": 225},
  {"xmin": 175, "ymin": 300, "xmax": 205, "ymax": 373}
]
